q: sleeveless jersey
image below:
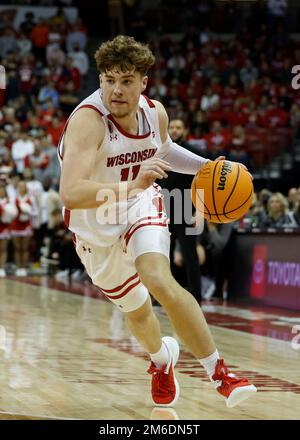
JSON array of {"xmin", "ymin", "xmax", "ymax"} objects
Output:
[{"xmin": 58, "ymin": 89, "xmax": 168, "ymax": 246}]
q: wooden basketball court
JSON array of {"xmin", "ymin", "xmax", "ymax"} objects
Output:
[{"xmin": 0, "ymin": 277, "xmax": 299, "ymax": 420}]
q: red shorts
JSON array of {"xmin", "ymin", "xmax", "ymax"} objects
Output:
[
  {"xmin": 0, "ymin": 223, "xmax": 10, "ymax": 240},
  {"xmin": 11, "ymin": 219, "xmax": 33, "ymax": 237}
]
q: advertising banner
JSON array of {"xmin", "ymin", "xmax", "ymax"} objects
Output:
[{"xmin": 230, "ymin": 231, "xmax": 300, "ymax": 310}]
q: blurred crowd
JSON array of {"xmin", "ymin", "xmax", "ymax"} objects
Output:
[
  {"xmin": 145, "ymin": 1, "xmax": 298, "ymax": 169},
  {"xmin": 0, "ymin": 7, "xmax": 88, "ymax": 278},
  {"xmin": 241, "ymin": 186, "xmax": 300, "ymax": 229}
]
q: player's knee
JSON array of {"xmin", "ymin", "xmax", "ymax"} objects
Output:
[
  {"xmin": 139, "ymin": 271, "xmax": 170, "ymax": 295},
  {"xmin": 136, "ymin": 255, "xmax": 178, "ymax": 303},
  {"xmin": 141, "ymin": 274, "xmax": 180, "ymax": 306},
  {"xmin": 125, "ymin": 303, "xmax": 154, "ymax": 331}
]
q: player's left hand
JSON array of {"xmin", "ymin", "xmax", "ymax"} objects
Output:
[
  {"xmin": 238, "ymin": 163, "xmax": 253, "ymax": 180},
  {"xmin": 214, "ymin": 157, "xmax": 253, "ymax": 180}
]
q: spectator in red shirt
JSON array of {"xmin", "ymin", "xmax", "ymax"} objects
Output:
[
  {"xmin": 261, "ymin": 103, "xmax": 289, "ymax": 128},
  {"xmin": 227, "ymin": 74, "xmax": 241, "ymax": 99},
  {"xmin": 228, "ymin": 125, "xmax": 251, "ymax": 169},
  {"xmin": 31, "ymin": 18, "xmax": 49, "ymax": 62},
  {"xmin": 47, "ymin": 114, "xmax": 65, "ymax": 146},
  {"xmin": 204, "ymin": 120, "xmax": 232, "ymax": 157},
  {"xmin": 257, "ymin": 95, "xmax": 270, "ymax": 121},
  {"xmin": 220, "ymin": 86, "xmax": 235, "ymax": 109},
  {"xmin": 38, "ymin": 101, "xmax": 56, "ymax": 128},
  {"xmin": 57, "ymin": 58, "xmax": 82, "ymax": 92}
]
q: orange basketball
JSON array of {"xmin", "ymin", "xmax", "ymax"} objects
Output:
[{"xmin": 191, "ymin": 160, "xmax": 253, "ymax": 223}]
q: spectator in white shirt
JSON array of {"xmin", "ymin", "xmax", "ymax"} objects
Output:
[
  {"xmin": 149, "ymin": 75, "xmax": 167, "ymax": 100},
  {"xmin": 267, "ymin": 0, "xmax": 288, "ymax": 17},
  {"xmin": 46, "ymin": 43, "xmax": 66, "ymax": 66},
  {"xmin": 23, "ymin": 167, "xmax": 43, "ymax": 229},
  {"xmin": 6, "ymin": 172, "xmax": 21, "ymax": 204},
  {"xmin": 66, "ymin": 22, "xmax": 87, "ymax": 53},
  {"xmin": 16, "ymin": 33, "xmax": 32, "ymax": 55},
  {"xmin": 200, "ymin": 87, "xmax": 220, "ymax": 111},
  {"xmin": 167, "ymin": 53, "xmax": 186, "ymax": 77},
  {"xmin": 39, "ymin": 176, "xmax": 62, "ymax": 246},
  {"xmin": 267, "ymin": 0, "xmax": 288, "ymax": 30},
  {"xmin": 68, "ymin": 43, "xmax": 89, "ymax": 76},
  {"xmin": 11, "ymin": 131, "xmax": 34, "ymax": 173}
]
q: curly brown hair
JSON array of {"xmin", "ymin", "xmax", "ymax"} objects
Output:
[{"xmin": 94, "ymin": 35, "xmax": 155, "ymax": 76}]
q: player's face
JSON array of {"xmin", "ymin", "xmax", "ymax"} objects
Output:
[
  {"xmin": 169, "ymin": 120, "xmax": 185, "ymax": 142},
  {"xmin": 100, "ymin": 68, "xmax": 148, "ymax": 118}
]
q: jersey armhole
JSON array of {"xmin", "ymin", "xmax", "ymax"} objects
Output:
[
  {"xmin": 142, "ymin": 94, "xmax": 156, "ymax": 108},
  {"xmin": 58, "ymin": 105, "xmax": 104, "ymax": 160}
]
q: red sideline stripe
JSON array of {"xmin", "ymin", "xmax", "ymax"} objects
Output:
[
  {"xmin": 64, "ymin": 208, "xmax": 70, "ymax": 227},
  {"xmin": 103, "ymin": 279, "xmax": 141, "ymax": 300},
  {"xmin": 100, "ymin": 272, "xmax": 139, "ymax": 294},
  {"xmin": 58, "ymin": 104, "xmax": 103, "ymax": 160},
  {"xmin": 142, "ymin": 95, "xmax": 155, "ymax": 108},
  {"xmin": 125, "ymin": 221, "xmax": 168, "ymax": 248}
]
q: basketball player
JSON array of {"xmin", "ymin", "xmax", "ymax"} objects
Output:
[{"xmin": 59, "ymin": 36, "xmax": 256, "ymax": 408}]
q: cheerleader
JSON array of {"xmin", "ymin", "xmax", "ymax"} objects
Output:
[
  {"xmin": 11, "ymin": 180, "xmax": 35, "ymax": 276},
  {"xmin": 0, "ymin": 184, "xmax": 18, "ymax": 277}
]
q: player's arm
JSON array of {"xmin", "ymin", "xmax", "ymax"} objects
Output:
[
  {"xmin": 153, "ymin": 100, "xmax": 224, "ymax": 174},
  {"xmin": 60, "ymin": 108, "xmax": 135, "ymax": 210}
]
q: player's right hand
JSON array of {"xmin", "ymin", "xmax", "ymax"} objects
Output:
[{"xmin": 133, "ymin": 158, "xmax": 172, "ymax": 191}]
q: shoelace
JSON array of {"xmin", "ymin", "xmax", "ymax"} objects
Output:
[
  {"xmin": 212, "ymin": 359, "xmax": 246, "ymax": 386},
  {"xmin": 147, "ymin": 363, "xmax": 167, "ymax": 375},
  {"xmin": 148, "ymin": 362, "xmax": 172, "ymax": 395}
]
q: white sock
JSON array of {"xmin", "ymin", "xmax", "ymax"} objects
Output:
[
  {"xmin": 199, "ymin": 350, "xmax": 220, "ymax": 381},
  {"xmin": 150, "ymin": 341, "xmax": 169, "ymax": 368}
]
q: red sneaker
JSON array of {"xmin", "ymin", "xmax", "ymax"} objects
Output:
[
  {"xmin": 147, "ymin": 336, "xmax": 180, "ymax": 407},
  {"xmin": 212, "ymin": 359, "xmax": 257, "ymax": 408}
]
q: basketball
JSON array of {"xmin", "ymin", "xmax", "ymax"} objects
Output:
[{"xmin": 191, "ymin": 160, "xmax": 254, "ymax": 223}]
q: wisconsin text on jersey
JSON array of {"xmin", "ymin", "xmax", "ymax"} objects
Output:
[{"xmin": 106, "ymin": 147, "xmax": 157, "ymax": 167}]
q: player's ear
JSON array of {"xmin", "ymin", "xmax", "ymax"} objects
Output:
[
  {"xmin": 99, "ymin": 74, "xmax": 102, "ymax": 87},
  {"xmin": 141, "ymin": 75, "xmax": 148, "ymax": 92}
]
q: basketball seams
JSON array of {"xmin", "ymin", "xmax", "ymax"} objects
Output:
[
  {"xmin": 223, "ymin": 163, "xmax": 240, "ymax": 217},
  {"xmin": 192, "ymin": 176, "xmax": 212, "ymax": 219},
  {"xmin": 196, "ymin": 188, "xmax": 253, "ymax": 216},
  {"xmin": 222, "ymin": 189, "xmax": 253, "ymax": 219},
  {"xmin": 211, "ymin": 161, "xmax": 222, "ymax": 222}
]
